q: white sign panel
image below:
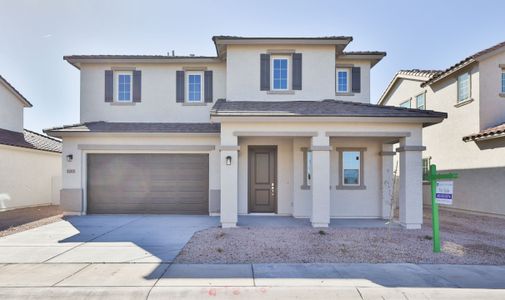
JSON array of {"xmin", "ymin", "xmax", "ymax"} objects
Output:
[{"xmin": 436, "ymin": 181, "xmax": 453, "ymax": 205}]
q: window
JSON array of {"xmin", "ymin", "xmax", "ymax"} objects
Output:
[
  {"xmin": 457, "ymin": 72, "xmax": 470, "ymax": 102},
  {"xmin": 336, "ymin": 68, "xmax": 349, "ymax": 93},
  {"xmin": 501, "ymin": 71, "xmax": 505, "ymax": 93},
  {"xmin": 187, "ymin": 72, "xmax": 203, "ymax": 102},
  {"xmin": 301, "ymin": 148, "xmax": 312, "ymax": 189},
  {"xmin": 342, "ymin": 151, "xmax": 361, "ymax": 186},
  {"xmin": 416, "ymin": 93, "xmax": 425, "ymax": 110},
  {"xmin": 400, "ymin": 99, "xmax": 411, "ymax": 108},
  {"xmin": 422, "ymin": 157, "xmax": 431, "ymax": 181},
  {"xmin": 116, "ymin": 72, "xmax": 132, "ymax": 102},
  {"xmin": 272, "ymin": 57, "xmax": 289, "ymax": 90}
]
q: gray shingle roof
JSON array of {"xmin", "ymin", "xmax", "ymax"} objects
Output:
[
  {"xmin": 0, "ymin": 128, "xmax": 61, "ymax": 153},
  {"xmin": 211, "ymin": 99, "xmax": 447, "ymax": 119},
  {"xmin": 44, "ymin": 122, "xmax": 221, "ymax": 135}
]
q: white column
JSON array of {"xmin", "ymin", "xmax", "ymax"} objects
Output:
[
  {"xmin": 310, "ymin": 135, "xmax": 331, "ymax": 227},
  {"xmin": 398, "ymin": 137, "xmax": 425, "ymax": 229},
  {"xmin": 219, "ymin": 134, "xmax": 239, "ymax": 228},
  {"xmin": 380, "ymin": 144, "xmax": 395, "ymax": 220}
]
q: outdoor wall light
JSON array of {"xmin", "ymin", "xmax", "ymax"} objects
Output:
[
  {"xmin": 226, "ymin": 156, "xmax": 232, "ymax": 165},
  {"xmin": 66, "ymin": 154, "xmax": 73, "ymax": 162}
]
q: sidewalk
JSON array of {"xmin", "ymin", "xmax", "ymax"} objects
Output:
[{"xmin": 0, "ymin": 263, "xmax": 504, "ymax": 299}]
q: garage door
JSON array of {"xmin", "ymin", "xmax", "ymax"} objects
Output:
[{"xmin": 87, "ymin": 154, "xmax": 209, "ymax": 214}]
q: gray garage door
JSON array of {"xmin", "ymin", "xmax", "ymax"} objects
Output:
[{"xmin": 87, "ymin": 154, "xmax": 209, "ymax": 214}]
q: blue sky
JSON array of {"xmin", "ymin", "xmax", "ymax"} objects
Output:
[{"xmin": 1, "ymin": 0, "xmax": 504, "ymax": 133}]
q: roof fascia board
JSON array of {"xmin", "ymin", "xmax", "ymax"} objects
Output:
[
  {"xmin": 64, "ymin": 57, "xmax": 222, "ymax": 70},
  {"xmin": 45, "ymin": 131, "xmax": 220, "ymax": 138},
  {"xmin": 0, "ymin": 77, "xmax": 32, "ymax": 107},
  {"xmin": 210, "ymin": 115, "xmax": 444, "ymax": 125},
  {"xmin": 422, "ymin": 59, "xmax": 477, "ymax": 87}
]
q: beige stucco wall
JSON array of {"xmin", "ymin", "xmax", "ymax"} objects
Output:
[
  {"xmin": 79, "ymin": 62, "xmax": 226, "ymax": 123},
  {"xmin": 381, "ymin": 77, "xmax": 425, "ymax": 108},
  {"xmin": 60, "ymin": 134, "xmax": 220, "ymax": 214},
  {"xmin": 478, "ymin": 50, "xmax": 505, "ymax": 130},
  {"xmin": 0, "ymin": 145, "xmax": 61, "ymax": 211},
  {"xmin": 0, "ymin": 82, "xmax": 24, "ymax": 132},
  {"xmin": 226, "ymin": 44, "xmax": 371, "ymax": 103}
]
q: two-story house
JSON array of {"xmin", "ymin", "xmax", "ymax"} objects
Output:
[
  {"xmin": 378, "ymin": 40, "xmax": 505, "ymax": 216},
  {"xmin": 0, "ymin": 74, "xmax": 61, "ymax": 211},
  {"xmin": 45, "ymin": 36, "xmax": 446, "ymax": 229}
]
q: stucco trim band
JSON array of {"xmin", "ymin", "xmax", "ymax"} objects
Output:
[
  {"xmin": 379, "ymin": 151, "xmax": 396, "ymax": 156},
  {"xmin": 326, "ymin": 131, "xmax": 411, "ymax": 137},
  {"xmin": 396, "ymin": 146, "xmax": 426, "ymax": 152},
  {"xmin": 310, "ymin": 146, "xmax": 332, "ymax": 151},
  {"xmin": 77, "ymin": 144, "xmax": 216, "ymax": 151},
  {"xmin": 216, "ymin": 145, "xmax": 241, "ymax": 151},
  {"xmin": 233, "ymin": 131, "xmax": 318, "ymax": 137}
]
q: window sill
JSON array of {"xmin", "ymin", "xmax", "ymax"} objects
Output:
[
  {"xmin": 336, "ymin": 92, "xmax": 355, "ymax": 96},
  {"xmin": 499, "ymin": 93, "xmax": 505, "ymax": 98},
  {"xmin": 300, "ymin": 185, "xmax": 310, "ymax": 190},
  {"xmin": 182, "ymin": 102, "xmax": 207, "ymax": 106},
  {"xmin": 454, "ymin": 98, "xmax": 474, "ymax": 108},
  {"xmin": 110, "ymin": 102, "xmax": 136, "ymax": 106},
  {"xmin": 267, "ymin": 90, "xmax": 295, "ymax": 95},
  {"xmin": 336, "ymin": 185, "xmax": 366, "ymax": 190}
]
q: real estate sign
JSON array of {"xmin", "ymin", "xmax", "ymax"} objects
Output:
[{"xmin": 435, "ymin": 181, "xmax": 453, "ymax": 205}]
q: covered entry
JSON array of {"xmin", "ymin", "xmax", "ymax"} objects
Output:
[{"xmin": 86, "ymin": 153, "xmax": 209, "ymax": 214}]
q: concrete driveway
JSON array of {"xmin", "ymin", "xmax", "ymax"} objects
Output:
[{"xmin": 0, "ymin": 215, "xmax": 219, "ymax": 264}]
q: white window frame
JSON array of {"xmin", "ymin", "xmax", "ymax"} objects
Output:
[
  {"xmin": 186, "ymin": 71, "xmax": 204, "ymax": 103},
  {"xmin": 457, "ymin": 72, "xmax": 471, "ymax": 103},
  {"xmin": 400, "ymin": 99, "xmax": 411, "ymax": 108},
  {"xmin": 271, "ymin": 55, "xmax": 290, "ymax": 91},
  {"xmin": 501, "ymin": 70, "xmax": 505, "ymax": 93},
  {"xmin": 415, "ymin": 92, "xmax": 426, "ymax": 110},
  {"xmin": 114, "ymin": 71, "xmax": 133, "ymax": 102},
  {"xmin": 336, "ymin": 68, "xmax": 350, "ymax": 93}
]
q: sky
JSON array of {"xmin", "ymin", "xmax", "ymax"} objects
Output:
[{"xmin": 1, "ymin": 0, "xmax": 505, "ymax": 133}]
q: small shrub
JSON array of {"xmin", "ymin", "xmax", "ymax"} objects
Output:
[
  {"xmin": 318, "ymin": 230, "xmax": 326, "ymax": 236},
  {"xmin": 217, "ymin": 247, "xmax": 223, "ymax": 253},
  {"xmin": 423, "ymin": 235, "xmax": 432, "ymax": 240}
]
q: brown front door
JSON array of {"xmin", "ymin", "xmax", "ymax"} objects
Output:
[{"xmin": 248, "ymin": 146, "xmax": 277, "ymax": 213}]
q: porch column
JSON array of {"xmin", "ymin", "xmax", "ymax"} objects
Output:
[
  {"xmin": 380, "ymin": 144, "xmax": 396, "ymax": 220},
  {"xmin": 219, "ymin": 135, "xmax": 239, "ymax": 228},
  {"xmin": 397, "ymin": 136, "xmax": 425, "ymax": 229},
  {"xmin": 310, "ymin": 135, "xmax": 331, "ymax": 227}
]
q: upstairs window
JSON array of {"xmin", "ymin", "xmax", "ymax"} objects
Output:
[
  {"xmin": 501, "ymin": 71, "xmax": 505, "ymax": 93},
  {"xmin": 272, "ymin": 56, "xmax": 289, "ymax": 90},
  {"xmin": 187, "ymin": 72, "xmax": 203, "ymax": 102},
  {"xmin": 336, "ymin": 68, "xmax": 349, "ymax": 93},
  {"xmin": 400, "ymin": 99, "xmax": 411, "ymax": 108},
  {"xmin": 416, "ymin": 93, "xmax": 425, "ymax": 110},
  {"xmin": 457, "ymin": 72, "xmax": 470, "ymax": 102},
  {"xmin": 116, "ymin": 72, "xmax": 132, "ymax": 102}
]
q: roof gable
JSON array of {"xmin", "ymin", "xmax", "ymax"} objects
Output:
[
  {"xmin": 378, "ymin": 70, "xmax": 441, "ymax": 105},
  {"xmin": 0, "ymin": 75, "xmax": 32, "ymax": 107}
]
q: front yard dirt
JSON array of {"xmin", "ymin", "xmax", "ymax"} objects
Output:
[
  {"xmin": 0, "ymin": 205, "xmax": 63, "ymax": 237},
  {"xmin": 175, "ymin": 208, "xmax": 505, "ymax": 264}
]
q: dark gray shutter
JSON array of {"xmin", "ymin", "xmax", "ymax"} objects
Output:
[
  {"xmin": 176, "ymin": 70, "xmax": 185, "ymax": 103},
  {"xmin": 132, "ymin": 70, "xmax": 141, "ymax": 102},
  {"xmin": 105, "ymin": 70, "xmax": 113, "ymax": 102},
  {"xmin": 260, "ymin": 54, "xmax": 270, "ymax": 91},
  {"xmin": 292, "ymin": 53, "xmax": 302, "ymax": 90},
  {"xmin": 204, "ymin": 70, "xmax": 213, "ymax": 103},
  {"xmin": 351, "ymin": 67, "xmax": 361, "ymax": 93}
]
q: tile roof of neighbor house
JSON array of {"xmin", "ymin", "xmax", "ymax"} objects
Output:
[
  {"xmin": 422, "ymin": 40, "xmax": 505, "ymax": 87},
  {"xmin": 377, "ymin": 69, "xmax": 443, "ymax": 105},
  {"xmin": 0, "ymin": 128, "xmax": 61, "ymax": 153},
  {"xmin": 463, "ymin": 123, "xmax": 505, "ymax": 142},
  {"xmin": 44, "ymin": 122, "xmax": 221, "ymax": 135},
  {"xmin": 211, "ymin": 99, "xmax": 447, "ymax": 119},
  {"xmin": 0, "ymin": 75, "xmax": 33, "ymax": 107},
  {"xmin": 212, "ymin": 35, "xmax": 354, "ymax": 41}
]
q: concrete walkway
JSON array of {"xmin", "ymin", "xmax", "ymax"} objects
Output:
[{"xmin": 0, "ymin": 263, "xmax": 504, "ymax": 299}]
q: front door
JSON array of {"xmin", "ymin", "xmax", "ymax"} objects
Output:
[{"xmin": 248, "ymin": 146, "xmax": 277, "ymax": 213}]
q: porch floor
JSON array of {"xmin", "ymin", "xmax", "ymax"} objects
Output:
[{"xmin": 237, "ymin": 216, "xmax": 400, "ymax": 228}]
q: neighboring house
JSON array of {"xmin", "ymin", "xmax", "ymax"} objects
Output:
[
  {"xmin": 378, "ymin": 40, "xmax": 505, "ymax": 216},
  {"xmin": 45, "ymin": 36, "xmax": 446, "ymax": 229},
  {"xmin": 0, "ymin": 75, "xmax": 62, "ymax": 211}
]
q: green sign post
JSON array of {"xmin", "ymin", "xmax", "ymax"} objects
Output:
[{"xmin": 428, "ymin": 164, "xmax": 458, "ymax": 253}]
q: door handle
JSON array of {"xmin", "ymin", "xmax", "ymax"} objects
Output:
[{"xmin": 271, "ymin": 182, "xmax": 275, "ymax": 196}]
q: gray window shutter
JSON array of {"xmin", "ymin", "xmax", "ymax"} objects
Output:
[
  {"xmin": 204, "ymin": 70, "xmax": 213, "ymax": 103},
  {"xmin": 176, "ymin": 70, "xmax": 185, "ymax": 103},
  {"xmin": 260, "ymin": 54, "xmax": 270, "ymax": 91},
  {"xmin": 105, "ymin": 70, "xmax": 113, "ymax": 102},
  {"xmin": 292, "ymin": 53, "xmax": 302, "ymax": 90},
  {"xmin": 132, "ymin": 70, "xmax": 141, "ymax": 102},
  {"xmin": 351, "ymin": 67, "xmax": 361, "ymax": 93}
]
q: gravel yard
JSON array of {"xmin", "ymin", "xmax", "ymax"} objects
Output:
[
  {"xmin": 175, "ymin": 208, "xmax": 505, "ymax": 264},
  {"xmin": 0, "ymin": 205, "xmax": 63, "ymax": 237}
]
